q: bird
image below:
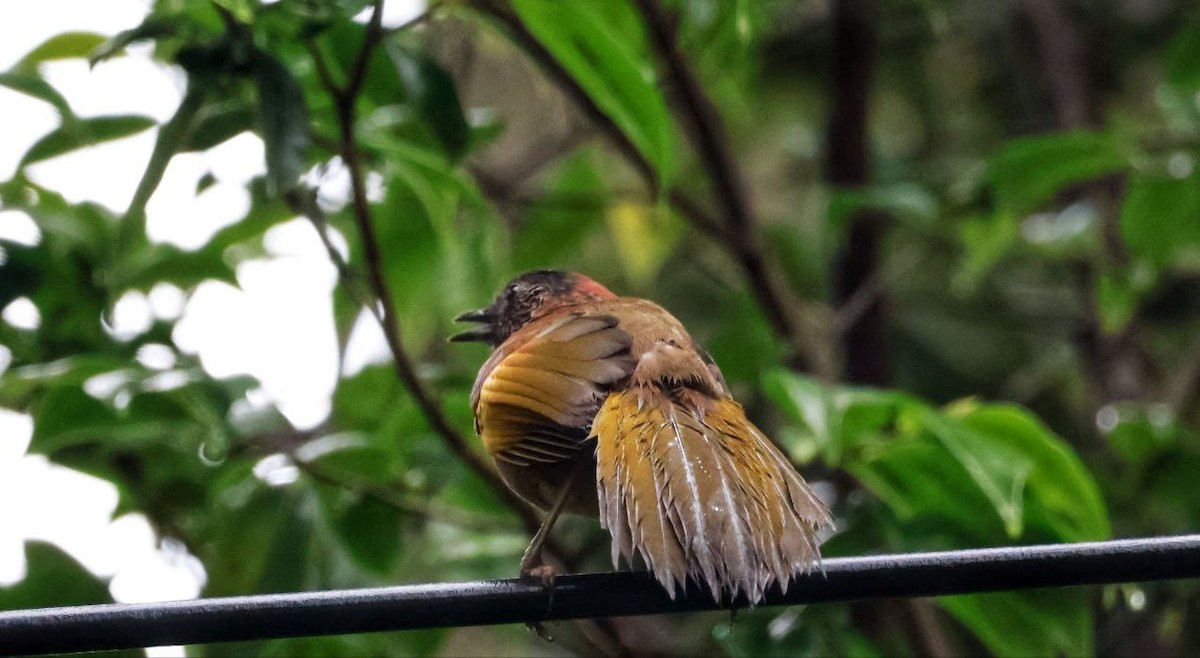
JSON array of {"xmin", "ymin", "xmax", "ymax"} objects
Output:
[{"xmin": 452, "ymin": 270, "xmax": 831, "ymax": 604}]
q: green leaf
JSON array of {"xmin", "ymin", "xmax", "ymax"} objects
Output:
[
  {"xmin": 767, "ymin": 371, "xmax": 1109, "ymax": 543},
  {"xmin": 213, "ymin": 0, "xmax": 256, "ymax": 24},
  {"xmin": 385, "ymin": 40, "xmax": 471, "ymax": 161},
  {"xmin": 196, "ymin": 171, "xmax": 217, "ymax": 194},
  {"xmin": 12, "ymin": 32, "xmax": 107, "ymax": 73},
  {"xmin": 1167, "ymin": 16, "xmax": 1200, "ymax": 92},
  {"xmin": 123, "ymin": 85, "xmax": 207, "ymax": 247},
  {"xmin": 19, "ymin": 115, "xmax": 156, "ymax": 167},
  {"xmin": 333, "ymin": 365, "xmax": 402, "ymax": 436},
  {"xmin": 368, "ymin": 174, "xmax": 447, "ymax": 348},
  {"xmin": 311, "ymin": 444, "xmax": 396, "ymax": 486},
  {"xmin": 705, "ymin": 293, "xmax": 784, "ymax": 387},
  {"xmin": 107, "ymin": 241, "xmax": 237, "ymax": 291},
  {"xmin": 10, "ymin": 178, "xmax": 115, "ymax": 255},
  {"xmin": 939, "ymin": 590, "xmax": 1092, "ymax": 657},
  {"xmin": 332, "ymin": 496, "xmax": 403, "ymax": 575},
  {"xmin": 948, "ymin": 402, "xmax": 1109, "ymax": 542},
  {"xmin": 1104, "ymin": 408, "xmax": 1176, "ymax": 468},
  {"xmin": 0, "ymin": 542, "xmax": 112, "ymax": 609},
  {"xmin": 849, "ymin": 436, "xmax": 1008, "ymax": 542},
  {"xmin": 257, "ymin": 495, "xmax": 314, "ymax": 593},
  {"xmin": 512, "ymin": 149, "xmax": 605, "ymax": 271},
  {"xmin": 828, "ymin": 183, "xmax": 938, "ymax": 229},
  {"xmin": 763, "ymin": 369, "xmax": 914, "ymax": 466},
  {"xmin": 0, "ymin": 72, "xmax": 73, "ymax": 117},
  {"xmin": 764, "ymin": 369, "xmax": 841, "ymax": 463},
  {"xmin": 953, "ymin": 212, "xmax": 1019, "ymax": 296},
  {"xmin": 201, "ymin": 477, "xmax": 289, "ymax": 597},
  {"xmin": 180, "ymin": 99, "xmax": 258, "ymax": 152},
  {"xmin": 512, "ymin": 0, "xmax": 676, "ymax": 183},
  {"xmin": 988, "ymin": 131, "xmax": 1126, "ymax": 214},
  {"xmin": 918, "ymin": 407, "xmax": 1033, "ymax": 537},
  {"xmin": 89, "ymin": 17, "xmax": 179, "ymax": 66},
  {"xmin": 251, "ymin": 50, "xmax": 309, "ymax": 195},
  {"xmin": 1119, "ymin": 172, "xmax": 1200, "ymax": 265},
  {"xmin": 605, "ymin": 201, "xmax": 681, "ymax": 286},
  {"xmin": 1097, "ymin": 272, "xmax": 1141, "ymax": 334},
  {"xmin": 0, "ymin": 243, "xmax": 43, "ymax": 311},
  {"xmin": 30, "ymin": 385, "xmax": 122, "ymax": 450}
]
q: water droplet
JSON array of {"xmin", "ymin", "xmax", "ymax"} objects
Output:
[
  {"xmin": 1095, "ymin": 405, "xmax": 1119, "ymax": 433},
  {"xmin": 1129, "ymin": 587, "xmax": 1146, "ymax": 611},
  {"xmin": 1147, "ymin": 403, "xmax": 1173, "ymax": 430},
  {"xmin": 200, "ymin": 432, "xmax": 229, "ymax": 465},
  {"xmin": 1168, "ymin": 152, "xmax": 1194, "ymax": 179}
]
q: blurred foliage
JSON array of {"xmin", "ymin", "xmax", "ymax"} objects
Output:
[{"xmin": 2, "ymin": 0, "xmax": 1200, "ymax": 655}]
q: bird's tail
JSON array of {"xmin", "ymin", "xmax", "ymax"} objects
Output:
[{"xmin": 592, "ymin": 385, "xmax": 831, "ymax": 604}]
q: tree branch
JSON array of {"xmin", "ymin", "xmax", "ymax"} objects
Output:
[
  {"xmin": 305, "ymin": 1, "xmax": 549, "ymax": 541},
  {"xmin": 284, "ymin": 185, "xmax": 573, "ymax": 569},
  {"xmin": 472, "ymin": 1, "xmax": 661, "ymax": 190},
  {"xmin": 826, "ymin": 0, "xmax": 890, "ymax": 386},
  {"xmin": 631, "ymin": 0, "xmax": 748, "ymax": 232},
  {"xmin": 476, "ymin": 0, "xmax": 831, "ymax": 376},
  {"xmin": 634, "ymin": 0, "xmax": 832, "ymax": 377}
]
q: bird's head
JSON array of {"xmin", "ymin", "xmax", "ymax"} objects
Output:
[{"xmin": 451, "ymin": 270, "xmax": 615, "ymax": 346}]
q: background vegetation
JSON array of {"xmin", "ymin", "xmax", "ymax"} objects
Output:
[{"xmin": 3, "ymin": 0, "xmax": 1200, "ymax": 655}]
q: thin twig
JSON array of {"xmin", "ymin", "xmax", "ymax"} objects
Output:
[
  {"xmin": 667, "ymin": 188, "xmax": 726, "ymax": 240},
  {"xmin": 307, "ymin": 0, "xmax": 550, "ymax": 539},
  {"xmin": 473, "ymin": 1, "xmax": 662, "ymax": 190},
  {"xmin": 285, "ymin": 188, "xmax": 572, "ymax": 559},
  {"xmin": 304, "ymin": 41, "xmax": 341, "ymax": 97},
  {"xmin": 834, "ymin": 247, "xmax": 921, "ymax": 334},
  {"xmin": 635, "ymin": 0, "xmax": 835, "ymax": 378},
  {"xmin": 286, "ymin": 190, "xmax": 353, "ymax": 285},
  {"xmin": 477, "ymin": 0, "xmax": 828, "ymax": 375},
  {"xmin": 343, "ymin": 0, "xmax": 385, "ymax": 104},
  {"xmin": 631, "ymin": 0, "xmax": 749, "ymax": 233}
]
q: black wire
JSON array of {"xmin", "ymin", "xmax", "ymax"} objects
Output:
[{"xmin": 2, "ymin": 534, "xmax": 1199, "ymax": 656}]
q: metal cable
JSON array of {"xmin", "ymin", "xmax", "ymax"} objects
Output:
[{"xmin": 2, "ymin": 535, "xmax": 1199, "ymax": 655}]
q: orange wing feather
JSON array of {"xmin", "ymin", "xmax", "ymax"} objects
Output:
[{"xmin": 473, "ymin": 312, "xmax": 635, "ymax": 466}]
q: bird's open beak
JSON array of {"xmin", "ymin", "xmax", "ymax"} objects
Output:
[{"xmin": 449, "ymin": 308, "xmax": 496, "ymax": 343}]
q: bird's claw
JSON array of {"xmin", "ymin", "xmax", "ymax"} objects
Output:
[
  {"xmin": 526, "ymin": 620, "xmax": 554, "ymax": 641},
  {"xmin": 520, "ymin": 564, "xmax": 557, "ymax": 640},
  {"xmin": 520, "ymin": 564, "xmax": 557, "ymax": 589}
]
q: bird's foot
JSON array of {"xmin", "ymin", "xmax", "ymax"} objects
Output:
[
  {"xmin": 520, "ymin": 563, "xmax": 557, "ymax": 640},
  {"xmin": 520, "ymin": 563, "xmax": 557, "ymax": 589},
  {"xmin": 526, "ymin": 620, "xmax": 554, "ymax": 641}
]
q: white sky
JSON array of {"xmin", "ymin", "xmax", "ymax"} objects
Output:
[{"xmin": 0, "ymin": 1, "xmax": 421, "ymax": 654}]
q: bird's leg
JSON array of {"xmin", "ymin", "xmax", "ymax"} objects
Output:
[
  {"xmin": 520, "ymin": 467, "xmax": 581, "ymax": 642},
  {"xmin": 519, "ymin": 466, "xmax": 578, "ymax": 587}
]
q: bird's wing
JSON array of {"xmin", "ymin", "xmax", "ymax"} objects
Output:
[
  {"xmin": 474, "ymin": 312, "xmax": 635, "ymax": 466},
  {"xmin": 593, "ymin": 384, "xmax": 831, "ymax": 604}
]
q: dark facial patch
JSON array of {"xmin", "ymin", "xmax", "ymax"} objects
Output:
[
  {"xmin": 485, "ymin": 270, "xmax": 576, "ymax": 343},
  {"xmin": 452, "ymin": 271, "xmax": 577, "ymax": 345}
]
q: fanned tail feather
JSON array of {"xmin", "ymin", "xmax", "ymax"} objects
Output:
[{"xmin": 593, "ymin": 387, "xmax": 831, "ymax": 604}]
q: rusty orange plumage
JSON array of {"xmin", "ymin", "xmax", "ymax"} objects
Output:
[{"xmin": 452, "ymin": 270, "xmax": 831, "ymax": 603}]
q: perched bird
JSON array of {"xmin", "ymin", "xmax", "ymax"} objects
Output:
[{"xmin": 453, "ymin": 270, "xmax": 831, "ymax": 603}]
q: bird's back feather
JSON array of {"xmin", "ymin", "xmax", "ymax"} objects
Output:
[{"xmin": 593, "ymin": 385, "xmax": 830, "ymax": 604}]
